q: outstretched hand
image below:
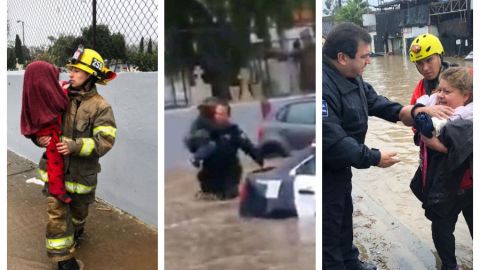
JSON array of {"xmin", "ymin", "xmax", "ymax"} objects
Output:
[{"xmin": 377, "ymin": 151, "xmax": 400, "ymax": 168}]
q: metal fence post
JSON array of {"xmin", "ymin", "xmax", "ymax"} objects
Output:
[{"xmin": 92, "ymin": 0, "xmax": 97, "ymax": 49}]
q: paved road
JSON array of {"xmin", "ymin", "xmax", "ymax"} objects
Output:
[{"xmin": 165, "ymin": 100, "xmax": 264, "ymax": 170}]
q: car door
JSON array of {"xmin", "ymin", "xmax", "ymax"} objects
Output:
[
  {"xmin": 279, "ymin": 100, "xmax": 316, "ymax": 151},
  {"xmin": 291, "ymin": 154, "xmax": 316, "ymax": 217}
]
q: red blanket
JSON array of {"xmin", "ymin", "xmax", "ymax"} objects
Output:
[
  {"xmin": 21, "ymin": 61, "xmax": 68, "ymax": 137},
  {"xmin": 21, "ymin": 61, "xmax": 71, "ymax": 203},
  {"xmin": 36, "ymin": 125, "xmax": 71, "ymax": 203}
]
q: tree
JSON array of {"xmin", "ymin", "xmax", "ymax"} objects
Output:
[
  {"xmin": 47, "ymin": 35, "xmax": 84, "ymax": 67},
  {"xmin": 7, "ymin": 47, "xmax": 16, "ymax": 70},
  {"xmin": 127, "ymin": 47, "xmax": 158, "ymax": 71},
  {"xmin": 323, "ymin": 0, "xmax": 340, "ymax": 16},
  {"xmin": 139, "ymin": 37, "xmax": 144, "ymax": 53},
  {"xmin": 147, "ymin": 38, "xmax": 153, "ymax": 54},
  {"xmin": 334, "ymin": 0, "xmax": 368, "ymax": 26},
  {"xmin": 15, "ymin": 34, "xmax": 24, "ymax": 64},
  {"xmin": 165, "ymin": 0, "xmax": 313, "ymax": 100},
  {"xmin": 110, "ymin": 32, "xmax": 127, "ymax": 61}
]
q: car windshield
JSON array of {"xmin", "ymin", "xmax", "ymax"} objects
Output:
[{"xmin": 295, "ymin": 155, "xmax": 315, "ymax": 175}]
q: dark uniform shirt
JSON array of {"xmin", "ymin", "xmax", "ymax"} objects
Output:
[
  {"xmin": 322, "ymin": 57, "xmax": 404, "ymax": 178},
  {"xmin": 205, "ymin": 123, "xmax": 263, "ymax": 169}
]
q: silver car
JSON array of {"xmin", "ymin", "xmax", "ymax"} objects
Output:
[{"xmin": 257, "ymin": 94, "xmax": 315, "ymax": 157}]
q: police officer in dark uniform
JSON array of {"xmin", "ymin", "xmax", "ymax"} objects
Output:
[
  {"xmin": 322, "ymin": 23, "xmax": 415, "ymax": 270},
  {"xmin": 186, "ymin": 99, "xmax": 263, "ymax": 199},
  {"xmin": 184, "ymin": 97, "xmax": 220, "ymax": 164}
]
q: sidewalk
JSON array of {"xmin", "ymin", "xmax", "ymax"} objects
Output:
[{"xmin": 7, "ymin": 151, "xmax": 158, "ymax": 270}]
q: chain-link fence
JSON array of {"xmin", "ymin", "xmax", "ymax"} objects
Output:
[
  {"xmin": 165, "ymin": 25, "xmax": 316, "ymax": 109},
  {"xmin": 7, "ymin": 0, "xmax": 158, "ymax": 70}
]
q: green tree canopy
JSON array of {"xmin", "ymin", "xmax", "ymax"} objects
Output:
[
  {"xmin": 110, "ymin": 32, "xmax": 127, "ymax": 61},
  {"xmin": 334, "ymin": 0, "xmax": 368, "ymax": 26},
  {"xmin": 7, "ymin": 47, "xmax": 16, "ymax": 70},
  {"xmin": 47, "ymin": 35, "xmax": 84, "ymax": 67},
  {"xmin": 15, "ymin": 34, "xmax": 24, "ymax": 64},
  {"xmin": 165, "ymin": 0, "xmax": 314, "ymax": 99},
  {"xmin": 147, "ymin": 38, "xmax": 153, "ymax": 54},
  {"xmin": 46, "ymin": 25, "xmax": 128, "ymax": 67},
  {"xmin": 139, "ymin": 37, "xmax": 144, "ymax": 53}
]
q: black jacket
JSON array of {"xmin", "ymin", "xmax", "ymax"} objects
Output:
[
  {"xmin": 184, "ymin": 116, "xmax": 217, "ymax": 153},
  {"xmin": 410, "ymin": 119, "xmax": 472, "ymax": 218},
  {"xmin": 204, "ymin": 123, "xmax": 263, "ymax": 169},
  {"xmin": 322, "ymin": 57, "xmax": 403, "ymax": 181}
]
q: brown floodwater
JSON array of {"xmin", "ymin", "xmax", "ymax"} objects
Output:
[{"xmin": 164, "ymin": 159, "xmax": 315, "ymax": 270}]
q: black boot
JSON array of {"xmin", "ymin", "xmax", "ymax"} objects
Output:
[
  {"xmin": 74, "ymin": 228, "xmax": 84, "ymax": 248},
  {"xmin": 58, "ymin": 257, "xmax": 79, "ymax": 270}
]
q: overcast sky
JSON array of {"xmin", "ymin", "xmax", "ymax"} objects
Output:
[{"xmin": 7, "ymin": 0, "xmax": 158, "ymax": 48}]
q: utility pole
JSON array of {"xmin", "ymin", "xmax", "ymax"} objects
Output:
[{"xmin": 16, "ymin": 20, "xmax": 24, "ymax": 45}]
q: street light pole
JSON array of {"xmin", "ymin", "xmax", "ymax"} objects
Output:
[{"xmin": 16, "ymin": 20, "xmax": 24, "ymax": 45}]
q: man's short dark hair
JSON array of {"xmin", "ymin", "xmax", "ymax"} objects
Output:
[{"xmin": 323, "ymin": 22, "xmax": 372, "ymax": 60}]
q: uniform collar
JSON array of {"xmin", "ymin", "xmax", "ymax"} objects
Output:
[
  {"xmin": 68, "ymin": 86, "xmax": 98, "ymax": 101},
  {"xmin": 323, "ymin": 56, "xmax": 359, "ymax": 94}
]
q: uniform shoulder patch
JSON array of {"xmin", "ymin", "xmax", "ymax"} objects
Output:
[{"xmin": 322, "ymin": 100, "xmax": 328, "ymax": 117}]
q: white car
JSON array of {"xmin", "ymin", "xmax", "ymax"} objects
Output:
[
  {"xmin": 464, "ymin": 51, "xmax": 473, "ymax": 61},
  {"xmin": 239, "ymin": 146, "xmax": 316, "ymax": 218}
]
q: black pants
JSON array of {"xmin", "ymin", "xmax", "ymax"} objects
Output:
[
  {"xmin": 197, "ymin": 165, "xmax": 242, "ymax": 199},
  {"xmin": 323, "ymin": 176, "xmax": 361, "ymax": 270},
  {"xmin": 428, "ymin": 189, "xmax": 473, "ymax": 270}
]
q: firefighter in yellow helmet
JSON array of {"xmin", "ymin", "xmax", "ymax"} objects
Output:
[
  {"xmin": 408, "ymin": 33, "xmax": 458, "ymax": 106},
  {"xmin": 35, "ymin": 45, "xmax": 117, "ymax": 270}
]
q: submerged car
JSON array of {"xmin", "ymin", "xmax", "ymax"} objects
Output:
[
  {"xmin": 257, "ymin": 94, "xmax": 315, "ymax": 158},
  {"xmin": 239, "ymin": 145, "xmax": 316, "ymax": 218}
]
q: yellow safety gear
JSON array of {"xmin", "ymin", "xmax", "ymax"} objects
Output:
[
  {"xmin": 65, "ymin": 181, "xmax": 96, "ymax": 194},
  {"xmin": 67, "ymin": 45, "xmax": 117, "ymax": 85},
  {"xmin": 409, "ymin": 34, "xmax": 444, "ymax": 62},
  {"xmin": 46, "ymin": 235, "xmax": 74, "ymax": 250}
]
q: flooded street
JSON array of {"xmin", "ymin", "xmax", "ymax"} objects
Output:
[
  {"xmin": 165, "ymin": 159, "xmax": 315, "ymax": 270},
  {"xmin": 352, "ymin": 56, "xmax": 473, "ymax": 269}
]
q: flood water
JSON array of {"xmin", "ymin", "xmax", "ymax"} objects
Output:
[
  {"xmin": 354, "ymin": 56, "xmax": 473, "ymax": 269},
  {"xmin": 164, "ymin": 160, "xmax": 315, "ymax": 270}
]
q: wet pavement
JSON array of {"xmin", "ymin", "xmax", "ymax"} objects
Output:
[
  {"xmin": 7, "ymin": 150, "xmax": 158, "ymax": 270},
  {"xmin": 349, "ymin": 56, "xmax": 473, "ymax": 269},
  {"xmin": 165, "ymin": 159, "xmax": 315, "ymax": 270}
]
